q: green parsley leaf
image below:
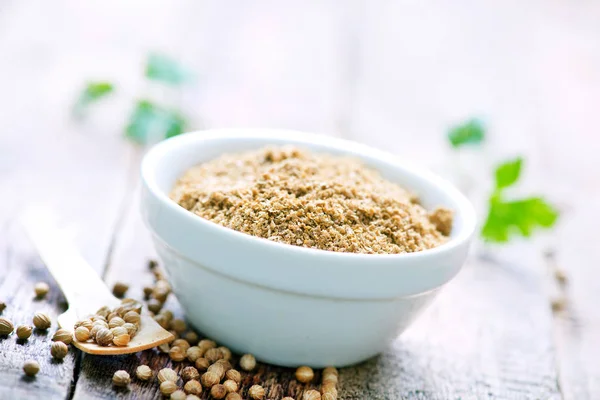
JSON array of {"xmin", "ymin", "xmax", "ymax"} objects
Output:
[
  {"xmin": 73, "ymin": 82, "xmax": 114, "ymax": 116},
  {"xmin": 125, "ymin": 100, "xmax": 186, "ymax": 144},
  {"xmin": 145, "ymin": 53, "xmax": 192, "ymax": 85},
  {"xmin": 481, "ymin": 194, "xmax": 559, "ymax": 242},
  {"xmin": 495, "ymin": 157, "xmax": 523, "ymax": 189},
  {"xmin": 448, "ymin": 118, "xmax": 485, "ymax": 148}
]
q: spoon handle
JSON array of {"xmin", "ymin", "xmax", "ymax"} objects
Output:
[{"xmin": 21, "ymin": 210, "xmax": 119, "ymax": 317}]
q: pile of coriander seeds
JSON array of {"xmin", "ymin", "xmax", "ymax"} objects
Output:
[
  {"xmin": 73, "ymin": 299, "xmax": 142, "ymax": 347},
  {"xmin": 108, "ymin": 260, "xmax": 341, "ymax": 400}
]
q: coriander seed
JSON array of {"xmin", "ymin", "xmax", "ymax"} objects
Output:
[
  {"xmin": 75, "ymin": 319, "xmax": 93, "ymax": 330},
  {"xmin": 160, "ymin": 310, "xmax": 174, "ymax": 321},
  {"xmin": 321, "ymin": 394, "xmax": 337, "ymax": 400},
  {"xmin": 16, "ymin": 325, "xmax": 33, "ymax": 340},
  {"xmin": 195, "ymin": 357, "xmax": 210, "ymax": 371},
  {"xmin": 183, "ymin": 331, "xmax": 199, "ymax": 345},
  {"xmin": 108, "ymin": 316, "xmax": 125, "ymax": 329},
  {"xmin": 148, "ymin": 259, "xmax": 158, "ymax": 270},
  {"xmin": 188, "ymin": 396, "xmax": 201, "ymax": 400},
  {"xmin": 0, "ymin": 317, "xmax": 14, "ymax": 335},
  {"xmin": 282, "ymin": 398, "xmax": 295, "ymax": 400},
  {"xmin": 181, "ymin": 366, "xmax": 199, "ymax": 381},
  {"xmin": 95, "ymin": 328, "xmax": 113, "ymax": 346},
  {"xmin": 172, "ymin": 338, "xmax": 191, "ymax": 352},
  {"xmin": 222, "ymin": 379, "xmax": 238, "ymax": 393},
  {"xmin": 169, "ymin": 346, "xmax": 186, "ymax": 362},
  {"xmin": 123, "ymin": 311, "xmax": 140, "ymax": 325},
  {"xmin": 186, "ymin": 346, "xmax": 202, "ymax": 362},
  {"xmin": 200, "ymin": 371, "xmax": 219, "ymax": 388},
  {"xmin": 147, "ymin": 299, "xmax": 163, "ymax": 314},
  {"xmin": 51, "ymin": 341, "xmax": 69, "ymax": 359},
  {"xmin": 303, "ymin": 390, "xmax": 321, "ymax": 400},
  {"xmin": 226, "ymin": 394, "xmax": 242, "ymax": 400},
  {"xmin": 89, "ymin": 324, "xmax": 104, "ymax": 339},
  {"xmin": 211, "ymin": 384, "xmax": 227, "ymax": 399},
  {"xmin": 207, "ymin": 363, "xmax": 226, "ymax": 380},
  {"xmin": 34, "ymin": 282, "xmax": 50, "ymax": 298},
  {"xmin": 322, "ymin": 374, "xmax": 338, "ymax": 385},
  {"xmin": 170, "ymin": 390, "xmax": 187, "ymax": 400},
  {"xmin": 112, "ymin": 331, "xmax": 130, "ymax": 347},
  {"xmin": 225, "ymin": 369, "xmax": 241, "ymax": 383},
  {"xmin": 158, "ymin": 368, "xmax": 178, "ymax": 383},
  {"xmin": 197, "ymin": 339, "xmax": 216, "ymax": 353},
  {"xmin": 112, "ymin": 282, "xmax": 129, "ymax": 298},
  {"xmin": 170, "ymin": 318, "xmax": 186, "ymax": 334},
  {"xmin": 136, "ymin": 365, "xmax": 152, "ymax": 381},
  {"xmin": 74, "ymin": 326, "xmax": 91, "ymax": 342},
  {"xmin": 52, "ymin": 328, "xmax": 73, "ymax": 344},
  {"xmin": 152, "ymin": 280, "xmax": 171, "ymax": 302},
  {"xmin": 323, "ymin": 366, "xmax": 338, "ymax": 377},
  {"xmin": 92, "ymin": 314, "xmax": 107, "ymax": 322},
  {"xmin": 93, "ymin": 320, "xmax": 109, "ymax": 328},
  {"xmin": 205, "ymin": 347, "xmax": 223, "ymax": 363},
  {"xmin": 143, "ymin": 286, "xmax": 153, "ymax": 299},
  {"xmin": 218, "ymin": 346, "xmax": 232, "ymax": 361},
  {"xmin": 295, "ymin": 366, "xmax": 314, "ymax": 383},
  {"xmin": 122, "ymin": 322, "xmax": 137, "ymax": 337},
  {"xmin": 154, "ymin": 314, "xmax": 169, "ymax": 328},
  {"xmin": 96, "ymin": 306, "xmax": 111, "ymax": 318},
  {"xmin": 23, "ymin": 360, "xmax": 40, "ymax": 377},
  {"xmin": 0, "ymin": 302, "xmax": 6, "ymax": 313},
  {"xmin": 160, "ymin": 381, "xmax": 178, "ymax": 396},
  {"xmin": 33, "ymin": 312, "xmax": 51, "ymax": 330},
  {"xmin": 239, "ymin": 353, "xmax": 256, "ymax": 371},
  {"xmin": 184, "ymin": 379, "xmax": 202, "ymax": 395},
  {"xmin": 248, "ymin": 384, "xmax": 265, "ymax": 400},
  {"xmin": 112, "ymin": 370, "xmax": 130, "ymax": 387}
]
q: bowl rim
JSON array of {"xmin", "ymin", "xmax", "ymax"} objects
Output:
[{"xmin": 141, "ymin": 128, "xmax": 477, "ymax": 262}]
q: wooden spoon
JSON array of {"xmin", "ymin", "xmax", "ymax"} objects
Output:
[{"xmin": 22, "ymin": 211, "xmax": 174, "ymax": 355}]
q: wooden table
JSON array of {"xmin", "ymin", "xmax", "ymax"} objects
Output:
[{"xmin": 1, "ymin": 1, "xmax": 599, "ymax": 399}]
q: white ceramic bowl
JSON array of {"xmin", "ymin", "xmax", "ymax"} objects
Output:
[{"xmin": 141, "ymin": 129, "xmax": 476, "ymax": 368}]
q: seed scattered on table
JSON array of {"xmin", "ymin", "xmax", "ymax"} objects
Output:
[
  {"xmin": 0, "ymin": 302, "xmax": 6, "ymax": 313},
  {"xmin": 248, "ymin": 384, "xmax": 265, "ymax": 400},
  {"xmin": 170, "ymin": 346, "xmax": 187, "ymax": 361},
  {"xmin": 225, "ymin": 369, "xmax": 241, "ymax": 383},
  {"xmin": 112, "ymin": 282, "xmax": 129, "ymax": 298},
  {"xmin": 136, "ymin": 365, "xmax": 153, "ymax": 381},
  {"xmin": 223, "ymin": 379, "xmax": 238, "ymax": 393},
  {"xmin": 16, "ymin": 325, "xmax": 33, "ymax": 340},
  {"xmin": 160, "ymin": 380, "xmax": 178, "ymax": 396},
  {"xmin": 184, "ymin": 379, "xmax": 202, "ymax": 395},
  {"xmin": 158, "ymin": 368, "xmax": 178, "ymax": 383},
  {"xmin": 112, "ymin": 370, "xmax": 131, "ymax": 387},
  {"xmin": 195, "ymin": 357, "xmax": 210, "ymax": 371},
  {"xmin": 218, "ymin": 346, "xmax": 232, "ymax": 361},
  {"xmin": 23, "ymin": 360, "xmax": 40, "ymax": 377},
  {"xmin": 181, "ymin": 366, "xmax": 200, "ymax": 381},
  {"xmin": 303, "ymin": 389, "xmax": 321, "ymax": 400},
  {"xmin": 239, "ymin": 353, "xmax": 256, "ymax": 371},
  {"xmin": 184, "ymin": 331, "xmax": 199, "ymax": 345},
  {"xmin": 295, "ymin": 366, "xmax": 314, "ymax": 383},
  {"xmin": 52, "ymin": 328, "xmax": 73, "ymax": 344},
  {"xmin": 0, "ymin": 317, "xmax": 14, "ymax": 335},
  {"xmin": 34, "ymin": 282, "xmax": 50, "ymax": 298},
  {"xmin": 211, "ymin": 384, "xmax": 227, "ymax": 399},
  {"xmin": 201, "ymin": 371, "xmax": 220, "ymax": 388},
  {"xmin": 50, "ymin": 341, "xmax": 69, "ymax": 359},
  {"xmin": 33, "ymin": 312, "xmax": 51, "ymax": 330},
  {"xmin": 226, "ymin": 394, "xmax": 242, "ymax": 400},
  {"xmin": 205, "ymin": 347, "xmax": 223, "ymax": 363},
  {"xmin": 186, "ymin": 346, "xmax": 202, "ymax": 362},
  {"xmin": 170, "ymin": 390, "xmax": 187, "ymax": 400}
]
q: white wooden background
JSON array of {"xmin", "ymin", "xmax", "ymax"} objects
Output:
[{"xmin": 1, "ymin": 1, "xmax": 599, "ymax": 399}]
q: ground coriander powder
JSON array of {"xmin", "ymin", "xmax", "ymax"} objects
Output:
[{"xmin": 171, "ymin": 146, "xmax": 453, "ymax": 254}]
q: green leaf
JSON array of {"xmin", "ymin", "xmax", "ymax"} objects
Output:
[
  {"xmin": 73, "ymin": 82, "xmax": 114, "ymax": 115},
  {"xmin": 495, "ymin": 157, "xmax": 523, "ymax": 189},
  {"xmin": 448, "ymin": 119, "xmax": 485, "ymax": 148},
  {"xmin": 125, "ymin": 100, "xmax": 186, "ymax": 144},
  {"xmin": 481, "ymin": 194, "xmax": 559, "ymax": 243},
  {"xmin": 145, "ymin": 53, "xmax": 192, "ymax": 85}
]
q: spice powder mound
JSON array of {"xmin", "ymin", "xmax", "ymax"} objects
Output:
[{"xmin": 171, "ymin": 146, "xmax": 453, "ymax": 254}]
